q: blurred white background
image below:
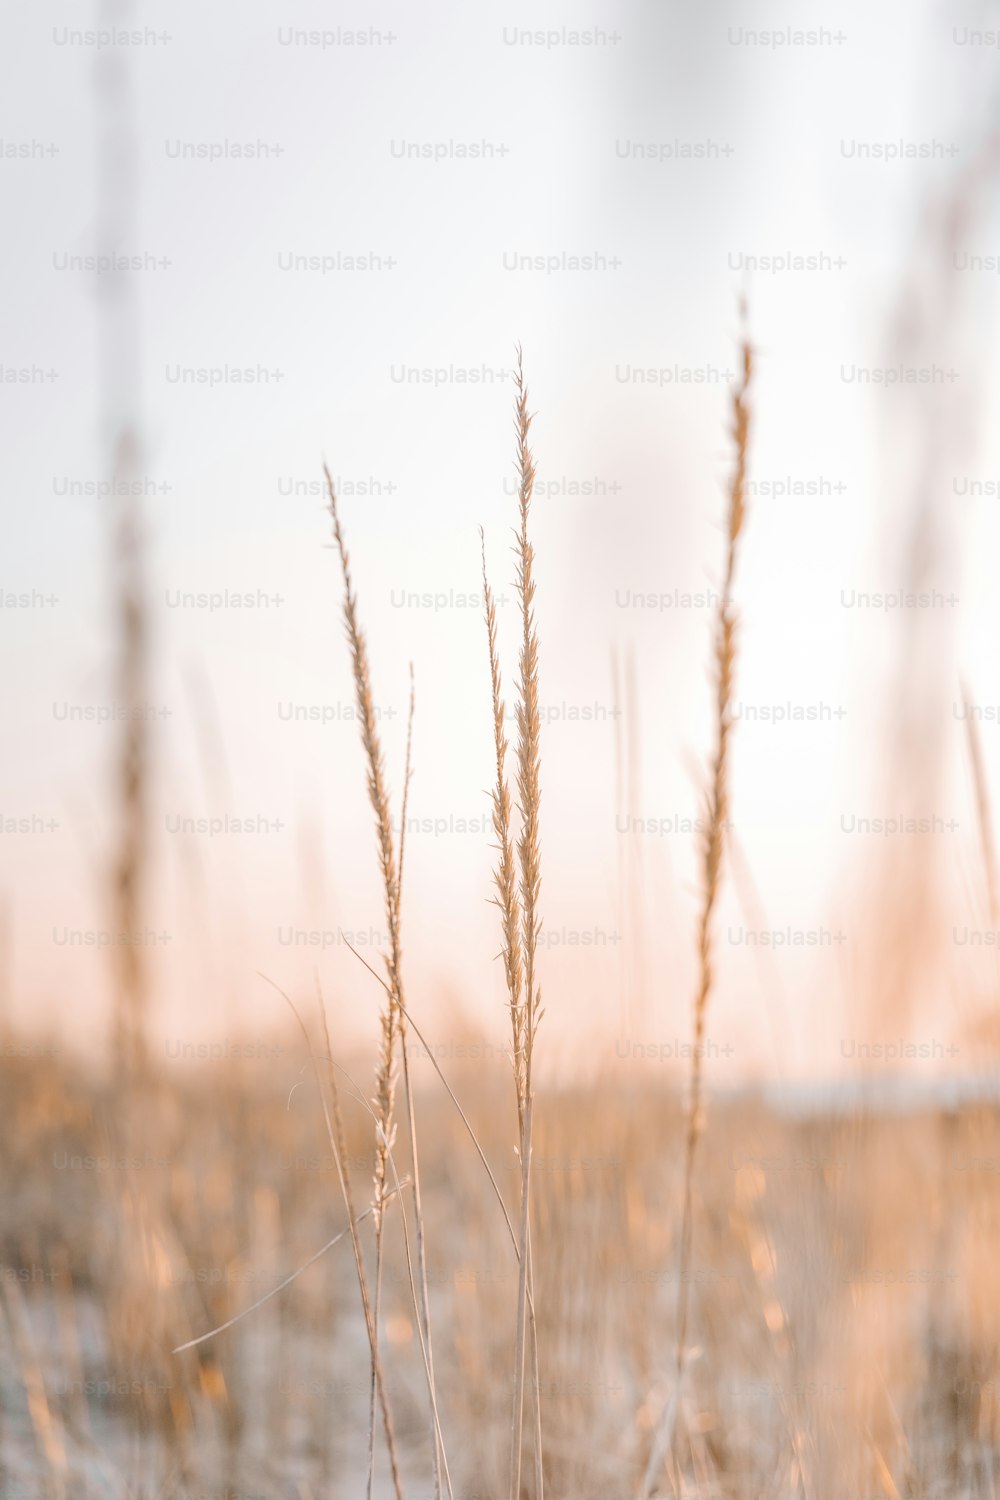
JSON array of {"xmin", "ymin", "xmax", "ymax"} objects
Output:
[{"xmin": 4, "ymin": 0, "xmax": 1000, "ymax": 1080}]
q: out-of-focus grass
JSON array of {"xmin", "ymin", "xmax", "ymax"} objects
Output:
[{"xmin": 2, "ymin": 1036, "xmax": 999, "ymax": 1498}]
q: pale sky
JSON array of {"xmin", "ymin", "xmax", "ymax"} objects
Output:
[{"xmin": 4, "ymin": 0, "xmax": 1000, "ymax": 1080}]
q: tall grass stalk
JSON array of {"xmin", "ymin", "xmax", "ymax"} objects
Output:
[
  {"xmin": 481, "ymin": 351, "xmax": 546, "ymax": 1500},
  {"xmin": 640, "ymin": 324, "xmax": 753, "ymax": 1498},
  {"xmin": 366, "ymin": 665, "xmax": 415, "ymax": 1499},
  {"xmin": 512, "ymin": 350, "xmax": 545, "ymax": 1500},
  {"xmin": 325, "ymin": 465, "xmax": 444, "ymax": 1499},
  {"xmin": 111, "ymin": 432, "xmax": 149, "ymax": 1088},
  {"xmin": 961, "ymin": 678, "xmax": 999, "ymax": 928},
  {"xmin": 482, "ymin": 523, "xmax": 545, "ymax": 1496},
  {"xmin": 283, "ymin": 979, "xmax": 405, "ymax": 1500}
]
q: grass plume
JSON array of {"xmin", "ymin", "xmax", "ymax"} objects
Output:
[
  {"xmin": 481, "ymin": 350, "xmax": 546, "ymax": 1500},
  {"xmin": 481, "ymin": 528, "xmax": 526, "ymax": 1126},
  {"xmin": 325, "ymin": 463, "xmax": 446, "ymax": 1499},
  {"xmin": 640, "ymin": 317, "xmax": 754, "ymax": 1497}
]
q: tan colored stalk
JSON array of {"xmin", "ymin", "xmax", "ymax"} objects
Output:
[
  {"xmin": 315, "ymin": 990, "xmax": 398, "ymax": 1500},
  {"xmin": 482, "ymin": 516, "xmax": 545, "ymax": 1498},
  {"xmin": 499, "ymin": 350, "xmax": 545, "ymax": 1500},
  {"xmin": 640, "ymin": 325, "xmax": 753, "ymax": 1499},
  {"xmin": 325, "ymin": 465, "xmax": 445, "ymax": 1499},
  {"xmin": 366, "ymin": 664, "xmax": 415, "ymax": 1498},
  {"xmin": 299, "ymin": 979, "xmax": 405, "ymax": 1500},
  {"xmin": 675, "ymin": 329, "xmax": 752, "ymax": 1363},
  {"xmin": 325, "ymin": 465, "xmax": 401, "ymax": 1213},
  {"xmin": 512, "ymin": 350, "xmax": 544, "ymax": 1105},
  {"xmin": 112, "ymin": 434, "xmax": 149, "ymax": 1088},
  {"xmin": 961, "ymin": 677, "xmax": 999, "ymax": 927},
  {"xmin": 481, "ymin": 529, "xmax": 525, "ymax": 1124}
]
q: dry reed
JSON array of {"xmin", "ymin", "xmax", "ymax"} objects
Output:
[
  {"xmin": 961, "ymin": 678, "xmax": 999, "ymax": 929},
  {"xmin": 318, "ymin": 985, "xmax": 404, "ymax": 1500},
  {"xmin": 111, "ymin": 430, "xmax": 149, "ymax": 1087},
  {"xmin": 481, "ymin": 529, "xmax": 525, "ymax": 1127},
  {"xmin": 481, "ymin": 350, "xmax": 546, "ymax": 1500},
  {"xmin": 325, "ymin": 463, "xmax": 445, "ymax": 1499},
  {"xmin": 640, "ymin": 319, "xmax": 754, "ymax": 1498},
  {"xmin": 280, "ymin": 978, "xmax": 405, "ymax": 1500}
]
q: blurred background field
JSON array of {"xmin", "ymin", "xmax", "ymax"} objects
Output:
[{"xmin": 5, "ymin": 1034, "xmax": 1000, "ymax": 1498}]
